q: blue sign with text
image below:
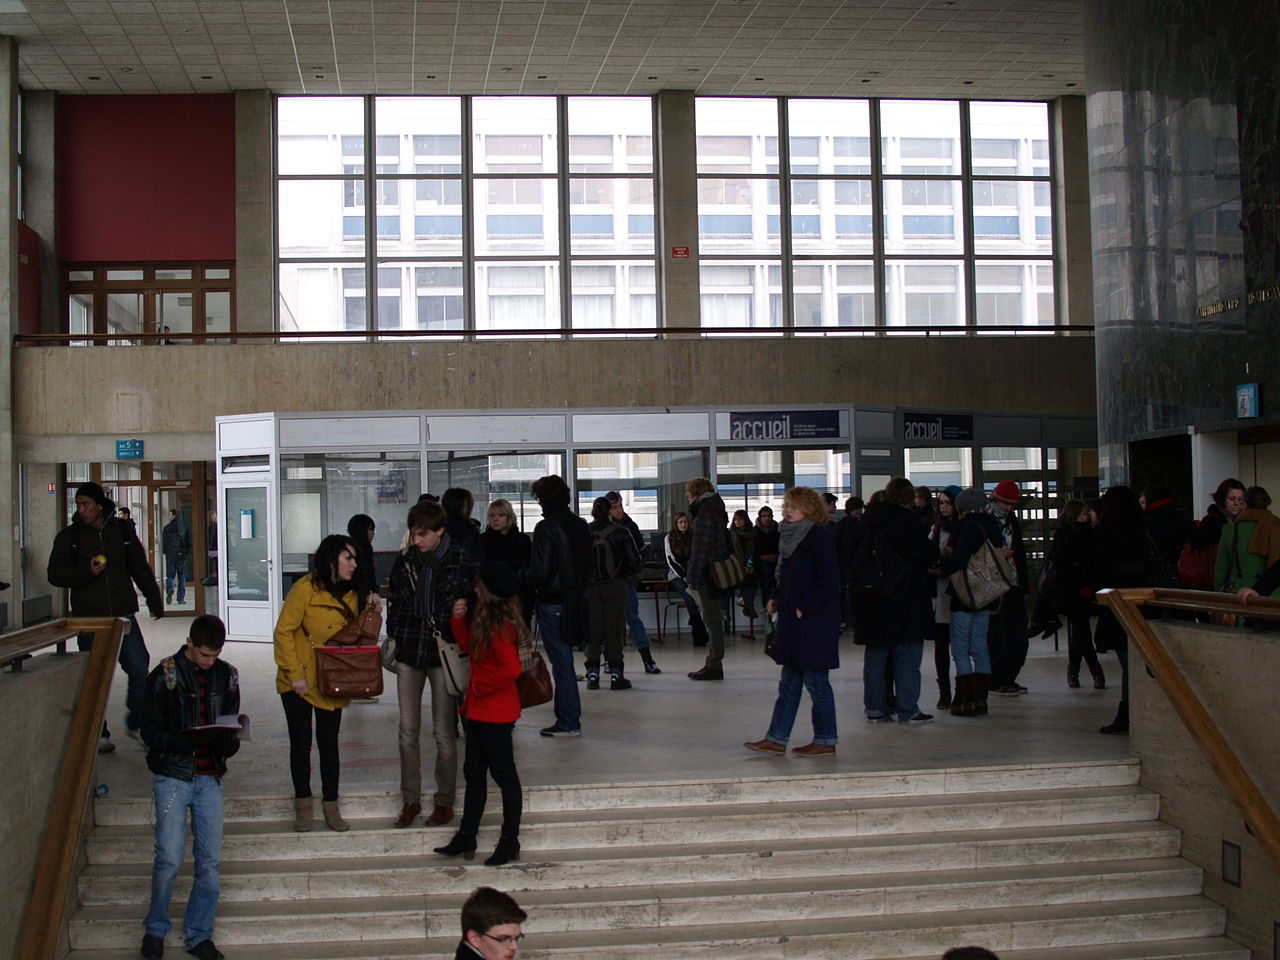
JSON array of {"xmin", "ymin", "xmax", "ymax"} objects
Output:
[
  {"xmin": 1236, "ymin": 383, "xmax": 1259, "ymax": 419},
  {"xmin": 116, "ymin": 439, "xmax": 145, "ymax": 460}
]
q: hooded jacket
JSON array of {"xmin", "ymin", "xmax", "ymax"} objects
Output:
[{"xmin": 47, "ymin": 506, "xmax": 164, "ymax": 619}]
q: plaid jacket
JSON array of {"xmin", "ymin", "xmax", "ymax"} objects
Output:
[{"xmin": 387, "ymin": 537, "xmax": 477, "ymax": 670}]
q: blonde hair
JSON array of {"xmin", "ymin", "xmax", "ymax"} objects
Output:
[
  {"xmin": 486, "ymin": 498, "xmax": 518, "ymax": 531},
  {"xmin": 784, "ymin": 486, "xmax": 827, "ymax": 524}
]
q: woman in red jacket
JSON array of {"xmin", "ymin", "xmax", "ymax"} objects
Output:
[{"xmin": 434, "ymin": 562, "xmax": 526, "ymax": 867}]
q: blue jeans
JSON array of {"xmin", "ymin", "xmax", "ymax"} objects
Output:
[
  {"xmin": 145, "ymin": 774, "xmax": 224, "ymax": 948},
  {"xmin": 765, "ymin": 665, "xmax": 837, "ymax": 745},
  {"xmin": 863, "ymin": 639, "xmax": 925, "ymax": 721},
  {"xmin": 537, "ymin": 603, "xmax": 581, "ymax": 732},
  {"xmin": 624, "ymin": 585, "xmax": 650, "ymax": 650},
  {"xmin": 78, "ymin": 614, "xmax": 149, "ymax": 734},
  {"xmin": 165, "ymin": 559, "xmax": 188, "ymax": 603},
  {"xmin": 949, "ymin": 609, "xmax": 991, "ymax": 675}
]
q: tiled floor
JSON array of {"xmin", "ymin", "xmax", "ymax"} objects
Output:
[{"xmin": 91, "ymin": 616, "xmax": 1131, "ymax": 802}]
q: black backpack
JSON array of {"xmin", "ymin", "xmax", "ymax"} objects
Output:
[
  {"xmin": 589, "ymin": 524, "xmax": 626, "ymax": 584},
  {"xmin": 847, "ymin": 520, "xmax": 910, "ymax": 602}
]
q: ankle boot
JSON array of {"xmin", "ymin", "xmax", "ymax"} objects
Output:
[
  {"xmin": 1067, "ymin": 668, "xmax": 1081, "ymax": 688},
  {"xmin": 1090, "ymin": 664, "xmax": 1106, "ymax": 689},
  {"xmin": 609, "ymin": 662, "xmax": 632, "ymax": 690},
  {"xmin": 936, "ymin": 677, "xmax": 952, "ymax": 709},
  {"xmin": 484, "ymin": 834, "xmax": 521, "ymax": 867},
  {"xmin": 950, "ymin": 675, "xmax": 970, "ymax": 716},
  {"xmin": 433, "ymin": 830, "xmax": 477, "ymax": 860},
  {"xmin": 973, "ymin": 674, "xmax": 990, "ymax": 715},
  {"xmin": 1100, "ymin": 699, "xmax": 1129, "ymax": 734},
  {"xmin": 292, "ymin": 797, "xmax": 313, "ymax": 833},
  {"xmin": 321, "ymin": 800, "xmax": 349, "ymax": 832},
  {"xmin": 640, "ymin": 648, "xmax": 661, "ymax": 674}
]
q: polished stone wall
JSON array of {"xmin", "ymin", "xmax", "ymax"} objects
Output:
[{"xmin": 1085, "ymin": 0, "xmax": 1280, "ymax": 480}]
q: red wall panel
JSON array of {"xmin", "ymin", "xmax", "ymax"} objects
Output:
[{"xmin": 57, "ymin": 94, "xmax": 236, "ymax": 262}]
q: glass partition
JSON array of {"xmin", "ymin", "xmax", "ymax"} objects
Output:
[
  {"xmin": 574, "ymin": 449, "xmax": 708, "ymax": 548},
  {"xmin": 716, "ymin": 447, "xmax": 850, "ymax": 517},
  {"xmin": 224, "ymin": 486, "xmax": 269, "ymax": 602},
  {"xmin": 426, "ymin": 452, "xmax": 564, "ymax": 534}
]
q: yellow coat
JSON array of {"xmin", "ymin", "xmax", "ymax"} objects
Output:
[{"xmin": 274, "ymin": 573, "xmax": 358, "ymax": 711}]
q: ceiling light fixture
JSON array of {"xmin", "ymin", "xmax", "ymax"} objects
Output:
[
  {"xmin": 647, "ymin": 75, "xmax": 658, "ymax": 80},
  {"xmin": 120, "ymin": 67, "xmax": 133, "ymax": 73}
]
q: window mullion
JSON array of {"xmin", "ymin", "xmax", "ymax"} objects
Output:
[
  {"xmin": 960, "ymin": 100, "xmax": 976, "ymax": 335},
  {"xmin": 461, "ymin": 97, "xmax": 476, "ymax": 340},
  {"xmin": 777, "ymin": 98, "xmax": 793, "ymax": 337},
  {"xmin": 364, "ymin": 95, "xmax": 376, "ymax": 341},
  {"xmin": 869, "ymin": 99, "xmax": 886, "ymax": 330},
  {"xmin": 557, "ymin": 95, "xmax": 571, "ymax": 337}
]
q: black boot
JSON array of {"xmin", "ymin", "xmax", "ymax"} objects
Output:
[
  {"xmin": 950, "ymin": 675, "xmax": 970, "ymax": 716},
  {"xmin": 433, "ymin": 831, "xmax": 477, "ymax": 860},
  {"xmin": 973, "ymin": 674, "xmax": 990, "ymax": 715},
  {"xmin": 484, "ymin": 835, "xmax": 521, "ymax": 867},
  {"xmin": 639, "ymin": 648, "xmax": 661, "ymax": 674},
  {"xmin": 1067, "ymin": 666, "xmax": 1080, "ymax": 688},
  {"xmin": 936, "ymin": 677, "xmax": 952, "ymax": 709},
  {"xmin": 608, "ymin": 662, "xmax": 632, "ymax": 690},
  {"xmin": 585, "ymin": 662, "xmax": 600, "ymax": 690},
  {"xmin": 1090, "ymin": 664, "xmax": 1106, "ymax": 689},
  {"xmin": 1100, "ymin": 699, "xmax": 1129, "ymax": 734}
]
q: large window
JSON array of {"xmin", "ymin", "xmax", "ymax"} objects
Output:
[
  {"xmin": 277, "ymin": 96, "xmax": 657, "ymax": 338},
  {"xmin": 696, "ymin": 98, "xmax": 1054, "ymax": 334},
  {"xmin": 66, "ymin": 264, "xmax": 235, "ymax": 345}
]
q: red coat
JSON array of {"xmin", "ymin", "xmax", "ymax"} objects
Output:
[{"xmin": 450, "ymin": 615, "xmax": 523, "ymax": 724}]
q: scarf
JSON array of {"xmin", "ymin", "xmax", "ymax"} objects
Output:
[{"xmin": 778, "ymin": 518, "xmax": 814, "ymax": 559}]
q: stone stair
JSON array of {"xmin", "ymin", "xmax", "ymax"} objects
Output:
[{"xmin": 67, "ymin": 758, "xmax": 1249, "ymax": 960}]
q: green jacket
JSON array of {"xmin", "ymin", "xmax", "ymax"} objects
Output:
[{"xmin": 1214, "ymin": 510, "xmax": 1280, "ymax": 594}]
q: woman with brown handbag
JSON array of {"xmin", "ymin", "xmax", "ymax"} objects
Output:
[{"xmin": 274, "ymin": 534, "xmax": 381, "ymax": 832}]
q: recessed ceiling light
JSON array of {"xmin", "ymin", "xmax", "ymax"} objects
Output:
[
  {"xmin": 647, "ymin": 75, "xmax": 658, "ymax": 80},
  {"xmin": 313, "ymin": 74, "xmax": 324, "ymax": 79},
  {"xmin": 425, "ymin": 74, "xmax": 436, "ymax": 79},
  {"xmin": 754, "ymin": 77, "xmax": 763, "ymax": 81},
  {"xmin": 88, "ymin": 75, "xmax": 101, "ymax": 80},
  {"xmin": 861, "ymin": 79, "xmax": 871, "ymax": 83},
  {"xmin": 1066, "ymin": 82, "xmax": 1077, "ymax": 87},
  {"xmin": 963, "ymin": 80, "xmax": 973, "ymax": 85},
  {"xmin": 536, "ymin": 74, "xmax": 547, "ymax": 79},
  {"xmin": 200, "ymin": 75, "xmax": 213, "ymax": 80}
]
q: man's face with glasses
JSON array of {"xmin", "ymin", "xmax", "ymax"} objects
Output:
[{"xmin": 466, "ymin": 924, "xmax": 523, "ymax": 960}]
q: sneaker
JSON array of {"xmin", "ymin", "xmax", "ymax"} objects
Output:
[
  {"xmin": 865, "ymin": 714, "xmax": 891, "ymax": 723},
  {"xmin": 744, "ymin": 738, "xmax": 785, "ymax": 754},
  {"xmin": 792, "ymin": 743, "xmax": 836, "ymax": 758},
  {"xmin": 585, "ymin": 671, "xmax": 600, "ymax": 690},
  {"xmin": 994, "ymin": 684, "xmax": 1023, "ymax": 696},
  {"xmin": 141, "ymin": 934, "xmax": 164, "ymax": 959},
  {"xmin": 98, "ymin": 736, "xmax": 116, "ymax": 754},
  {"xmin": 539, "ymin": 723, "xmax": 581, "ymax": 737},
  {"xmin": 186, "ymin": 941, "xmax": 224, "ymax": 960},
  {"xmin": 165, "ymin": 591, "xmax": 173, "ymax": 605},
  {"xmin": 899, "ymin": 712, "xmax": 934, "ymax": 724},
  {"xmin": 609, "ymin": 675, "xmax": 632, "ymax": 691}
]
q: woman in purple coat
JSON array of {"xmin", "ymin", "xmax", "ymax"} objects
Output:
[{"xmin": 744, "ymin": 486, "xmax": 841, "ymax": 758}]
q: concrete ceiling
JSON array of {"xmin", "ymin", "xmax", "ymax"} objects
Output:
[{"xmin": 1, "ymin": 0, "xmax": 1083, "ymax": 99}]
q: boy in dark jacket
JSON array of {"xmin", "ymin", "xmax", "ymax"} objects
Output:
[
  {"xmin": 47, "ymin": 481, "xmax": 164, "ymax": 751},
  {"xmin": 140, "ymin": 615, "xmax": 240, "ymax": 960}
]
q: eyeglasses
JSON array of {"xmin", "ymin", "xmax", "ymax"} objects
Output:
[{"xmin": 483, "ymin": 933, "xmax": 525, "ymax": 945}]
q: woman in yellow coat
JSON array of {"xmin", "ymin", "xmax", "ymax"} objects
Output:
[{"xmin": 275, "ymin": 534, "xmax": 381, "ymax": 832}]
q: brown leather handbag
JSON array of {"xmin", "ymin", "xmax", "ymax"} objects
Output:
[{"xmin": 316, "ymin": 601, "xmax": 385, "ymax": 698}]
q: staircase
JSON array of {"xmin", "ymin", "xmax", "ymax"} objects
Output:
[{"xmin": 69, "ymin": 758, "xmax": 1247, "ymax": 960}]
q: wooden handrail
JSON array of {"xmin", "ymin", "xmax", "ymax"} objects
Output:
[
  {"xmin": 17, "ymin": 616, "xmax": 128, "ymax": 960},
  {"xmin": 0, "ymin": 621, "xmax": 79, "ymax": 669},
  {"xmin": 1098, "ymin": 587, "xmax": 1280, "ymax": 874}
]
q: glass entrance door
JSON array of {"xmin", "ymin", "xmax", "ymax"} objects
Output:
[{"xmin": 222, "ymin": 483, "xmax": 276, "ymax": 642}]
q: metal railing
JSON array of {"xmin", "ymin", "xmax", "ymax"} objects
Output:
[{"xmin": 1097, "ymin": 587, "xmax": 1280, "ymax": 873}]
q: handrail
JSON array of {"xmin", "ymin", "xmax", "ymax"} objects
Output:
[
  {"xmin": 14, "ymin": 323, "xmax": 1098, "ymax": 345},
  {"xmin": 16, "ymin": 616, "xmax": 128, "ymax": 960},
  {"xmin": 1098, "ymin": 587, "xmax": 1280, "ymax": 874},
  {"xmin": 0, "ymin": 620, "xmax": 77, "ymax": 670}
]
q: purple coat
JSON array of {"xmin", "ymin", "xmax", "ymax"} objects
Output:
[{"xmin": 769, "ymin": 523, "xmax": 840, "ymax": 671}]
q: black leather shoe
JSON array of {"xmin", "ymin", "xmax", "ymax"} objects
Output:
[
  {"xmin": 141, "ymin": 935, "xmax": 164, "ymax": 959},
  {"xmin": 484, "ymin": 835, "xmax": 521, "ymax": 866},
  {"xmin": 186, "ymin": 941, "xmax": 223, "ymax": 960},
  {"xmin": 687, "ymin": 666, "xmax": 724, "ymax": 681}
]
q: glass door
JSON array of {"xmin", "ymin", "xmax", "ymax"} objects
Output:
[{"xmin": 222, "ymin": 483, "xmax": 277, "ymax": 642}]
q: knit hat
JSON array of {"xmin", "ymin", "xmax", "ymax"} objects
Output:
[
  {"xmin": 942, "ymin": 484, "xmax": 963, "ymax": 502},
  {"xmin": 75, "ymin": 482, "xmax": 110, "ymax": 508},
  {"xmin": 478, "ymin": 561, "xmax": 520, "ymax": 600},
  {"xmin": 956, "ymin": 487, "xmax": 988, "ymax": 513},
  {"xmin": 992, "ymin": 480, "xmax": 1022, "ymax": 505}
]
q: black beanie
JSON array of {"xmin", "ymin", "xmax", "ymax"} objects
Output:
[{"xmin": 76, "ymin": 482, "xmax": 110, "ymax": 508}]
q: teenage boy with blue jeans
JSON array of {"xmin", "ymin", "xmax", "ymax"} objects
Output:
[{"xmin": 140, "ymin": 615, "xmax": 241, "ymax": 960}]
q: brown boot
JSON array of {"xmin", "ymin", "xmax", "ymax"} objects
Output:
[
  {"xmin": 322, "ymin": 799, "xmax": 349, "ymax": 832},
  {"xmin": 292, "ymin": 797, "xmax": 313, "ymax": 833},
  {"xmin": 423, "ymin": 804, "xmax": 454, "ymax": 826}
]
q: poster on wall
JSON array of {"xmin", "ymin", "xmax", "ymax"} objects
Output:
[{"xmin": 378, "ymin": 468, "xmax": 408, "ymax": 504}]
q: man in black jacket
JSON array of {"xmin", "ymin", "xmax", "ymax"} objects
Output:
[
  {"xmin": 140, "ymin": 615, "xmax": 240, "ymax": 960},
  {"xmin": 606, "ymin": 490, "xmax": 661, "ymax": 675},
  {"xmin": 522, "ymin": 475, "xmax": 590, "ymax": 736},
  {"xmin": 47, "ymin": 481, "xmax": 164, "ymax": 752}
]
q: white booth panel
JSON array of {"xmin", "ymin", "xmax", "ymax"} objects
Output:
[
  {"xmin": 572, "ymin": 413, "xmax": 709, "ymax": 444},
  {"xmin": 225, "ymin": 604, "xmax": 275, "ymax": 643},
  {"xmin": 427, "ymin": 415, "xmax": 566, "ymax": 445},
  {"xmin": 279, "ymin": 416, "xmax": 422, "ymax": 448},
  {"xmin": 217, "ymin": 417, "xmax": 274, "ymax": 452}
]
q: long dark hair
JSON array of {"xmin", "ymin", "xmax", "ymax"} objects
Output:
[
  {"xmin": 931, "ymin": 489, "xmax": 961, "ymax": 544},
  {"xmin": 669, "ymin": 512, "xmax": 692, "ymax": 557},
  {"xmin": 311, "ymin": 534, "xmax": 358, "ymax": 598},
  {"xmin": 468, "ymin": 575, "xmax": 531, "ymax": 664}
]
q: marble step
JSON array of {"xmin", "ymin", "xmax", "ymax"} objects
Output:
[
  {"xmin": 65, "ymin": 896, "xmax": 1226, "ymax": 960},
  {"xmin": 90, "ymin": 758, "xmax": 1142, "ymax": 826},
  {"xmin": 78, "ymin": 820, "xmax": 1182, "ymax": 906},
  {"xmin": 68, "ymin": 858, "xmax": 1202, "ymax": 948},
  {"xmin": 85, "ymin": 784, "xmax": 1160, "ymax": 865}
]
